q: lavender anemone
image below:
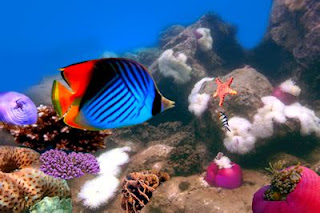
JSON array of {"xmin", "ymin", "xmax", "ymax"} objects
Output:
[
  {"xmin": 40, "ymin": 149, "xmax": 100, "ymax": 179},
  {"xmin": 0, "ymin": 91, "xmax": 37, "ymax": 125}
]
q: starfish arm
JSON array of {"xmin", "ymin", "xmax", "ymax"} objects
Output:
[
  {"xmin": 215, "ymin": 78, "xmax": 222, "ymax": 85},
  {"xmin": 219, "ymin": 95, "xmax": 225, "ymax": 107},
  {"xmin": 227, "ymin": 77, "xmax": 233, "ymax": 86},
  {"xmin": 228, "ymin": 88, "xmax": 237, "ymax": 95},
  {"xmin": 213, "ymin": 92, "xmax": 218, "ymax": 98}
]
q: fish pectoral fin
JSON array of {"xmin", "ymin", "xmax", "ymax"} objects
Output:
[{"xmin": 52, "ymin": 80, "xmax": 74, "ymax": 117}]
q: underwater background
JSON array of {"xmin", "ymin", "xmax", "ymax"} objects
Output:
[{"xmin": 1, "ymin": 0, "xmax": 320, "ymax": 212}]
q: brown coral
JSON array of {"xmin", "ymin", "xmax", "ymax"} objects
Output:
[
  {"xmin": 121, "ymin": 170, "xmax": 170, "ymax": 213},
  {"xmin": 0, "ymin": 146, "xmax": 70, "ymax": 213},
  {"xmin": 1, "ymin": 105, "xmax": 111, "ymax": 152}
]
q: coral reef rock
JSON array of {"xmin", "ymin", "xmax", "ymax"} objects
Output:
[
  {"xmin": 250, "ymin": 0, "xmax": 320, "ymax": 100},
  {"xmin": 1, "ymin": 105, "xmax": 110, "ymax": 152},
  {"xmin": 267, "ymin": 0, "xmax": 320, "ymax": 67},
  {"xmin": 148, "ymin": 13, "xmax": 245, "ymax": 123},
  {"xmin": 0, "ymin": 146, "xmax": 70, "ymax": 213},
  {"xmin": 202, "ymin": 66, "xmax": 273, "ymax": 119}
]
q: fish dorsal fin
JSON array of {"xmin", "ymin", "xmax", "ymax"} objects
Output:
[{"xmin": 60, "ymin": 60, "xmax": 98, "ymax": 96}]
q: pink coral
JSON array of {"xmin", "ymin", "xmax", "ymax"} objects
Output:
[
  {"xmin": 204, "ymin": 153, "xmax": 243, "ymax": 189},
  {"xmin": 252, "ymin": 165, "xmax": 320, "ymax": 213}
]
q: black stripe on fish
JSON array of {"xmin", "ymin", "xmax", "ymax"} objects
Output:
[
  {"xmin": 132, "ymin": 61, "xmax": 149, "ymax": 90},
  {"xmin": 120, "ymin": 61, "xmax": 146, "ymax": 99},
  {"xmin": 85, "ymin": 76, "xmax": 120, "ymax": 113},
  {"xmin": 92, "ymin": 87, "xmax": 127, "ymax": 121},
  {"xmin": 100, "ymin": 92, "xmax": 132, "ymax": 123},
  {"xmin": 125, "ymin": 60, "xmax": 147, "ymax": 97},
  {"xmin": 80, "ymin": 59, "xmax": 118, "ymax": 110},
  {"xmin": 120, "ymin": 106, "xmax": 136, "ymax": 123},
  {"xmin": 116, "ymin": 61, "xmax": 144, "ymax": 100},
  {"xmin": 108, "ymin": 98, "xmax": 135, "ymax": 123},
  {"xmin": 152, "ymin": 89, "xmax": 162, "ymax": 116},
  {"xmin": 89, "ymin": 83, "xmax": 125, "ymax": 118}
]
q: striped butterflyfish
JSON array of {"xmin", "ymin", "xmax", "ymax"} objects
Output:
[
  {"xmin": 217, "ymin": 110, "xmax": 231, "ymax": 132},
  {"xmin": 51, "ymin": 58, "xmax": 175, "ymax": 130}
]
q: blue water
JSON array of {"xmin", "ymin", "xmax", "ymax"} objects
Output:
[{"xmin": 0, "ymin": 0, "xmax": 272, "ymax": 92}]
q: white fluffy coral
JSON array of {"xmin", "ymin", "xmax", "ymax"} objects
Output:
[
  {"xmin": 188, "ymin": 77, "xmax": 214, "ymax": 117},
  {"xmin": 284, "ymin": 103, "xmax": 320, "ymax": 137},
  {"xmin": 250, "ymin": 96, "xmax": 286, "ymax": 139},
  {"xmin": 279, "ymin": 79, "xmax": 301, "ymax": 97},
  {"xmin": 223, "ymin": 117, "xmax": 256, "ymax": 155},
  {"xmin": 196, "ymin": 28, "xmax": 213, "ymax": 51},
  {"xmin": 258, "ymin": 96, "xmax": 287, "ymax": 124},
  {"xmin": 78, "ymin": 175, "xmax": 120, "ymax": 209},
  {"xmin": 97, "ymin": 146, "xmax": 131, "ymax": 176},
  {"xmin": 78, "ymin": 146, "xmax": 131, "ymax": 209},
  {"xmin": 251, "ymin": 113, "xmax": 274, "ymax": 139},
  {"xmin": 214, "ymin": 156, "xmax": 232, "ymax": 169},
  {"xmin": 158, "ymin": 49, "xmax": 192, "ymax": 84}
]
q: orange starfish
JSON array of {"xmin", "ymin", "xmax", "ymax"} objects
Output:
[{"xmin": 213, "ymin": 77, "xmax": 237, "ymax": 107}]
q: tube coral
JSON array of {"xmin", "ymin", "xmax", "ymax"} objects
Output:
[
  {"xmin": 188, "ymin": 77, "xmax": 214, "ymax": 117},
  {"xmin": 77, "ymin": 146, "xmax": 131, "ymax": 209},
  {"xmin": 1, "ymin": 105, "xmax": 110, "ymax": 152},
  {"xmin": 0, "ymin": 91, "xmax": 37, "ymax": 125},
  {"xmin": 195, "ymin": 28, "xmax": 213, "ymax": 51},
  {"xmin": 40, "ymin": 149, "xmax": 100, "ymax": 179},
  {"xmin": 158, "ymin": 49, "xmax": 192, "ymax": 84},
  {"xmin": 223, "ymin": 117, "xmax": 256, "ymax": 154}
]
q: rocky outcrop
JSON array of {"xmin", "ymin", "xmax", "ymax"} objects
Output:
[
  {"xmin": 202, "ymin": 66, "xmax": 273, "ymax": 119},
  {"xmin": 249, "ymin": 0, "xmax": 320, "ymax": 100}
]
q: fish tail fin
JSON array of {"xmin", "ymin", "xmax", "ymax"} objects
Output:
[
  {"xmin": 52, "ymin": 80, "xmax": 74, "ymax": 117},
  {"xmin": 161, "ymin": 96, "xmax": 175, "ymax": 110}
]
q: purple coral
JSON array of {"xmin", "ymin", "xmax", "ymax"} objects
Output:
[
  {"xmin": 40, "ymin": 149, "xmax": 100, "ymax": 179},
  {"xmin": 0, "ymin": 91, "xmax": 37, "ymax": 125}
]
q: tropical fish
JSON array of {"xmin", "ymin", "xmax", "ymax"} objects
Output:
[
  {"xmin": 217, "ymin": 110, "xmax": 231, "ymax": 132},
  {"xmin": 0, "ymin": 92, "xmax": 37, "ymax": 125},
  {"xmin": 52, "ymin": 58, "xmax": 175, "ymax": 130}
]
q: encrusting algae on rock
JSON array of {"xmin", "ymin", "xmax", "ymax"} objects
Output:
[
  {"xmin": 0, "ymin": 105, "xmax": 111, "ymax": 152},
  {"xmin": 0, "ymin": 146, "xmax": 70, "ymax": 213}
]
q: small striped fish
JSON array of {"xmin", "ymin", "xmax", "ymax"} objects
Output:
[
  {"xmin": 51, "ymin": 58, "xmax": 175, "ymax": 130},
  {"xmin": 217, "ymin": 110, "xmax": 231, "ymax": 132}
]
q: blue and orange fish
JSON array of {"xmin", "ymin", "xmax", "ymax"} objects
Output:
[{"xmin": 52, "ymin": 58, "xmax": 175, "ymax": 130}]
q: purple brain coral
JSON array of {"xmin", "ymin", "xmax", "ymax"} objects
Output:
[
  {"xmin": 0, "ymin": 146, "xmax": 70, "ymax": 213},
  {"xmin": 40, "ymin": 149, "xmax": 100, "ymax": 179}
]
